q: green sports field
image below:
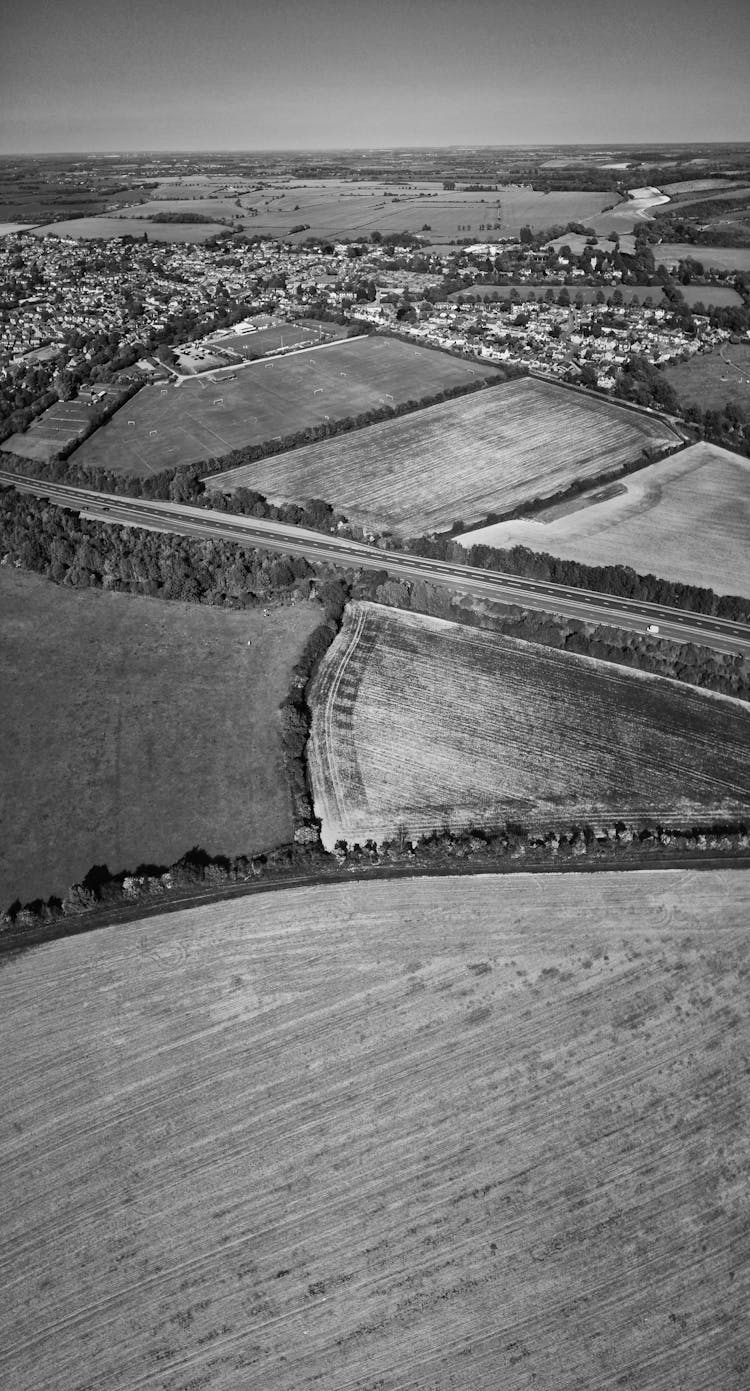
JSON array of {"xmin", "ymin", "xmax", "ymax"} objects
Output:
[{"xmin": 71, "ymin": 336, "xmax": 504, "ymax": 478}]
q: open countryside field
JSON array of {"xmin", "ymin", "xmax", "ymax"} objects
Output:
[
  {"xmin": 234, "ymin": 178, "xmax": 627, "ymax": 242},
  {"xmin": 30, "ymin": 216, "xmax": 229, "ymax": 242},
  {"xmin": 0, "ymin": 567, "xmax": 320, "ymax": 908},
  {"xmin": 208, "ymin": 377, "xmax": 679, "ymax": 536},
  {"xmin": 308, "ymin": 604, "xmax": 750, "ymax": 850},
  {"xmin": 72, "ymin": 337, "xmax": 503, "ymax": 478},
  {"xmin": 653, "ymin": 243, "xmax": 750, "ymax": 273},
  {"xmin": 461, "ymin": 442, "xmax": 750, "ymax": 598},
  {"xmin": 2, "ymin": 871, "xmax": 749, "ymax": 1390},
  {"xmin": 664, "ymin": 342, "xmax": 750, "ymax": 413},
  {"xmin": 110, "ymin": 197, "xmax": 240, "ymax": 221}
]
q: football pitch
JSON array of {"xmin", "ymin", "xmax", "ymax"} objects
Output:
[{"xmin": 71, "ymin": 336, "xmax": 504, "ymax": 478}]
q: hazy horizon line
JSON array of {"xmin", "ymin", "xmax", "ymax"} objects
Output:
[{"xmin": 3, "ymin": 140, "xmax": 750, "ymax": 160}]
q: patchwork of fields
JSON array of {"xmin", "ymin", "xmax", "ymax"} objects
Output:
[
  {"xmin": 209, "ymin": 377, "xmax": 679, "ymax": 535},
  {"xmin": 1, "ymin": 871, "xmax": 748, "ymax": 1390},
  {"xmin": 460, "ymin": 442, "xmax": 750, "ymax": 597},
  {"xmin": 0, "ymin": 568, "xmax": 320, "ymax": 908},
  {"xmin": 308, "ymin": 603, "xmax": 750, "ymax": 850},
  {"xmin": 234, "ymin": 178, "xmax": 623, "ymax": 242},
  {"xmin": 72, "ymin": 336, "xmax": 502, "ymax": 478}
]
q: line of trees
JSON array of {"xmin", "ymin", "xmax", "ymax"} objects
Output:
[
  {"xmin": 4, "ymin": 815, "xmax": 747, "ymax": 944},
  {"xmin": 0, "ymin": 487, "xmax": 319, "ymax": 608},
  {"xmin": 0, "ymin": 371, "xmax": 510, "ymax": 510},
  {"xmin": 406, "ymin": 534, "xmax": 750, "ymax": 625}
]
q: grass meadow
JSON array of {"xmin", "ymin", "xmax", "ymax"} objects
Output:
[
  {"xmin": 72, "ymin": 337, "xmax": 503, "ymax": 478},
  {"xmin": 0, "ymin": 567, "xmax": 320, "ymax": 909},
  {"xmin": 461, "ymin": 442, "xmax": 750, "ymax": 598},
  {"xmin": 664, "ymin": 343, "xmax": 750, "ymax": 413},
  {"xmin": 653, "ymin": 244, "xmax": 750, "ymax": 273},
  {"xmin": 308, "ymin": 603, "xmax": 750, "ymax": 850},
  {"xmin": 209, "ymin": 377, "xmax": 678, "ymax": 536},
  {"xmin": 1, "ymin": 870, "xmax": 748, "ymax": 1389}
]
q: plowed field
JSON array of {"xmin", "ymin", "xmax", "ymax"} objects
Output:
[
  {"xmin": 208, "ymin": 377, "xmax": 678, "ymax": 536},
  {"xmin": 1, "ymin": 871, "xmax": 748, "ymax": 1390},
  {"xmin": 308, "ymin": 603, "xmax": 750, "ymax": 849}
]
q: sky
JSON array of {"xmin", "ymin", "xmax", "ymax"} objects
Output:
[{"xmin": 1, "ymin": 0, "xmax": 749, "ymax": 154}]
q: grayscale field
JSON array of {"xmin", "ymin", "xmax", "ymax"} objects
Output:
[
  {"xmin": 208, "ymin": 377, "xmax": 678, "ymax": 535},
  {"xmin": 1, "ymin": 871, "xmax": 748, "ymax": 1390},
  {"xmin": 460, "ymin": 442, "xmax": 750, "ymax": 598},
  {"xmin": 308, "ymin": 603, "xmax": 750, "ymax": 850}
]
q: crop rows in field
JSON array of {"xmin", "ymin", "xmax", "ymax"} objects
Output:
[
  {"xmin": 308, "ymin": 602, "xmax": 750, "ymax": 850},
  {"xmin": 460, "ymin": 441, "xmax": 750, "ymax": 598},
  {"xmin": 72, "ymin": 336, "xmax": 501, "ymax": 478},
  {"xmin": 1, "ymin": 871, "xmax": 748, "ymax": 1390},
  {"xmin": 210, "ymin": 376, "xmax": 679, "ymax": 536}
]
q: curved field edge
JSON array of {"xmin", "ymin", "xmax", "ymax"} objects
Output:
[
  {"xmin": 308, "ymin": 602, "xmax": 750, "ymax": 851},
  {"xmin": 0, "ymin": 871, "xmax": 748, "ymax": 1391}
]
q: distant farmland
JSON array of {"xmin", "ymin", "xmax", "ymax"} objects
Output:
[
  {"xmin": 232, "ymin": 178, "xmax": 622, "ymax": 242},
  {"xmin": 0, "ymin": 567, "xmax": 320, "ymax": 908},
  {"xmin": 308, "ymin": 603, "xmax": 750, "ymax": 850},
  {"xmin": 460, "ymin": 442, "xmax": 750, "ymax": 598},
  {"xmin": 30, "ymin": 216, "xmax": 229, "ymax": 242},
  {"xmin": 2, "ymin": 871, "xmax": 748, "ymax": 1390},
  {"xmin": 72, "ymin": 337, "xmax": 503, "ymax": 478},
  {"xmin": 208, "ymin": 377, "xmax": 679, "ymax": 536}
]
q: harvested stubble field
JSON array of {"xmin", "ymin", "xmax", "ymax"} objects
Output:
[
  {"xmin": 1, "ymin": 870, "xmax": 749, "ymax": 1390},
  {"xmin": 0, "ymin": 568, "xmax": 320, "ymax": 908},
  {"xmin": 72, "ymin": 336, "xmax": 501, "ymax": 479},
  {"xmin": 308, "ymin": 603, "xmax": 750, "ymax": 851},
  {"xmin": 209, "ymin": 377, "xmax": 678, "ymax": 536},
  {"xmin": 460, "ymin": 442, "xmax": 750, "ymax": 598}
]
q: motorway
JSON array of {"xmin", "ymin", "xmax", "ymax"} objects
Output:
[{"xmin": 2, "ymin": 469, "xmax": 749, "ymax": 658}]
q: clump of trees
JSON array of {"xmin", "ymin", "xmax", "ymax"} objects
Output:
[{"xmin": 0, "ymin": 486, "xmax": 318, "ymax": 608}]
